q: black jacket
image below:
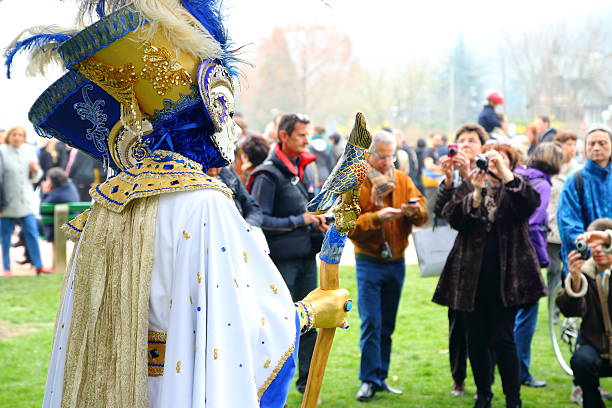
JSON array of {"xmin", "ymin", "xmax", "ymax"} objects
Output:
[
  {"xmin": 41, "ymin": 180, "xmax": 80, "ymax": 242},
  {"xmin": 68, "ymin": 151, "xmax": 105, "ymax": 201},
  {"xmin": 249, "ymin": 144, "xmax": 318, "ymax": 260},
  {"xmin": 478, "ymin": 105, "xmax": 501, "ymax": 133},
  {"xmin": 218, "ymin": 167, "xmax": 263, "ymax": 227},
  {"xmin": 539, "ymin": 127, "xmax": 557, "ymax": 144}
]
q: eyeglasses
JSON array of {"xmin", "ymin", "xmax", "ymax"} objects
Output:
[{"xmin": 372, "ymin": 151, "xmax": 397, "ymax": 163}]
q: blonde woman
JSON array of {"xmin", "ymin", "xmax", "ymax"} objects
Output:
[{"xmin": 0, "ymin": 126, "xmax": 50, "ymax": 276}]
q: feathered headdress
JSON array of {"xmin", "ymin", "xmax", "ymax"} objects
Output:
[{"xmin": 8, "ymin": 1, "xmax": 243, "ymax": 172}]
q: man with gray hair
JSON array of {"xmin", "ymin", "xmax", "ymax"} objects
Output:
[
  {"xmin": 558, "ymin": 125, "xmax": 612, "ymax": 275},
  {"xmin": 348, "ymin": 130, "xmax": 428, "ymax": 402}
]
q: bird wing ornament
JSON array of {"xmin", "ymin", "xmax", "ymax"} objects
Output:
[
  {"xmin": 307, "ymin": 112, "xmax": 371, "ymax": 218},
  {"xmin": 301, "ymin": 112, "xmax": 372, "ymax": 408}
]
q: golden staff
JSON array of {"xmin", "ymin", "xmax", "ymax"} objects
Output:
[{"xmin": 301, "ymin": 113, "xmax": 372, "ymax": 408}]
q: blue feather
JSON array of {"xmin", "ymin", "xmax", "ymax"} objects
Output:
[
  {"xmin": 5, "ymin": 32, "xmax": 72, "ymax": 79},
  {"xmin": 180, "ymin": 0, "xmax": 240, "ymax": 77},
  {"xmin": 95, "ymin": 0, "xmax": 107, "ymax": 18}
]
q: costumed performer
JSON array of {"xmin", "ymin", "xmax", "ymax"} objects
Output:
[{"xmin": 5, "ymin": 1, "xmax": 350, "ymax": 407}]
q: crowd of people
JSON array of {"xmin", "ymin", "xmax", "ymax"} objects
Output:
[
  {"xmin": 0, "ymin": 126, "xmax": 103, "ymax": 276},
  {"xmin": 1, "ymin": 94, "xmax": 612, "ymax": 408}
]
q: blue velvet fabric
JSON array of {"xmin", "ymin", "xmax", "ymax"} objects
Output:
[
  {"xmin": 259, "ymin": 313, "xmax": 299, "ymax": 408},
  {"xmin": 319, "ymin": 225, "xmax": 348, "ymax": 264},
  {"xmin": 143, "ymin": 101, "xmax": 227, "ymax": 171},
  {"xmin": 557, "ymin": 159, "xmax": 612, "ymax": 274},
  {"xmin": 31, "ymin": 73, "xmax": 119, "ymax": 169}
]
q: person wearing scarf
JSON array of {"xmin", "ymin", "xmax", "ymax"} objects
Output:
[
  {"xmin": 349, "ymin": 130, "xmax": 427, "ymax": 402},
  {"xmin": 433, "ymin": 143, "xmax": 546, "ymax": 408}
]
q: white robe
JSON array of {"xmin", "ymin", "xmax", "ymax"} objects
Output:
[{"xmin": 43, "ymin": 189, "xmax": 297, "ymax": 407}]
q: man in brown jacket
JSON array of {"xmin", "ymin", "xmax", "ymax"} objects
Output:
[
  {"xmin": 557, "ymin": 218, "xmax": 612, "ymax": 408},
  {"xmin": 349, "ymin": 130, "xmax": 427, "ymax": 402}
]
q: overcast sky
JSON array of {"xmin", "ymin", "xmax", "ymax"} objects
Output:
[{"xmin": 1, "ymin": 0, "xmax": 610, "ymax": 138}]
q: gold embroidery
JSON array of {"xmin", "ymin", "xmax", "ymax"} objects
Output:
[
  {"xmin": 264, "ymin": 359, "xmax": 271, "ymax": 369},
  {"xmin": 214, "ymin": 348, "xmax": 219, "ymax": 360},
  {"xmin": 243, "ymin": 250, "xmax": 248, "ymax": 263},
  {"xmin": 61, "ymin": 323, "xmax": 65, "ymax": 328},
  {"xmin": 141, "ymin": 42, "xmax": 191, "ymax": 96},
  {"xmin": 182, "ymin": 230, "xmax": 191, "ymax": 239},
  {"xmin": 269, "ymin": 284, "xmax": 278, "ymax": 295},
  {"xmin": 257, "ymin": 341, "xmax": 296, "ymax": 402},
  {"xmin": 76, "ymin": 57, "xmax": 137, "ymax": 109},
  {"xmin": 261, "ymin": 316, "xmax": 266, "ymax": 326},
  {"xmin": 148, "ymin": 330, "xmax": 167, "ymax": 377},
  {"xmin": 233, "ymin": 278, "xmax": 239, "ymax": 287},
  {"xmin": 197, "ymin": 272, "xmax": 202, "ymax": 283},
  {"xmin": 189, "ymin": 295, "xmax": 193, "ymax": 304},
  {"xmin": 75, "ymin": 57, "xmax": 142, "ymax": 135},
  {"xmin": 90, "ymin": 151, "xmax": 233, "ymax": 213},
  {"xmin": 61, "ymin": 209, "xmax": 91, "ymax": 242},
  {"xmin": 176, "ymin": 361, "xmax": 181, "ymax": 373}
]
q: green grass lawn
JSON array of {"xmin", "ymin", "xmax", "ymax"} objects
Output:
[{"xmin": 0, "ymin": 266, "xmax": 603, "ymax": 407}]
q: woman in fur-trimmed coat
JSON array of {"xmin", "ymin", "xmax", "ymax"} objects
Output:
[{"xmin": 432, "ymin": 143, "xmax": 547, "ymax": 408}]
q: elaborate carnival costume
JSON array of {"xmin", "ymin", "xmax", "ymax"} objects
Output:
[{"xmin": 6, "ymin": 2, "xmax": 350, "ymax": 407}]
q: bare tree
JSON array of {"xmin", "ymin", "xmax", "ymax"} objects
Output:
[{"xmin": 502, "ymin": 17, "xmax": 612, "ymax": 124}]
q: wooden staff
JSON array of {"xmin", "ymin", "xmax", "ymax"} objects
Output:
[{"xmin": 300, "ymin": 261, "xmax": 340, "ymax": 408}]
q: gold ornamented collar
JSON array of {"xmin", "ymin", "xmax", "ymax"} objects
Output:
[{"xmin": 91, "ymin": 150, "xmax": 232, "ymax": 213}]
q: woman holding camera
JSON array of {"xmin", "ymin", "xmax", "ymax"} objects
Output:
[
  {"xmin": 435, "ymin": 124, "xmax": 487, "ymax": 397},
  {"xmin": 433, "ymin": 143, "xmax": 547, "ymax": 408}
]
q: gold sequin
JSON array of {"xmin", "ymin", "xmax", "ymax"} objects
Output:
[
  {"xmin": 243, "ymin": 250, "xmax": 248, "ymax": 263},
  {"xmin": 264, "ymin": 359, "xmax": 271, "ymax": 369},
  {"xmin": 75, "ymin": 57, "xmax": 142, "ymax": 136},
  {"xmin": 214, "ymin": 348, "xmax": 219, "ymax": 360},
  {"xmin": 140, "ymin": 42, "xmax": 191, "ymax": 96},
  {"xmin": 76, "ymin": 57, "xmax": 137, "ymax": 110},
  {"xmin": 261, "ymin": 316, "xmax": 266, "ymax": 326},
  {"xmin": 269, "ymin": 284, "xmax": 278, "ymax": 295},
  {"xmin": 197, "ymin": 272, "xmax": 202, "ymax": 283},
  {"xmin": 61, "ymin": 323, "xmax": 65, "ymax": 328},
  {"xmin": 233, "ymin": 278, "xmax": 239, "ymax": 287},
  {"xmin": 182, "ymin": 230, "xmax": 191, "ymax": 239},
  {"xmin": 176, "ymin": 361, "xmax": 181, "ymax": 373},
  {"xmin": 189, "ymin": 296, "xmax": 193, "ymax": 304}
]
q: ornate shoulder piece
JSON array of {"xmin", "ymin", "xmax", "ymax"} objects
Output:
[
  {"xmin": 91, "ymin": 150, "xmax": 233, "ymax": 212},
  {"xmin": 61, "ymin": 209, "xmax": 91, "ymax": 241}
]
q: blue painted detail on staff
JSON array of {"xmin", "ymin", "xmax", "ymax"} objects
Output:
[{"xmin": 319, "ymin": 226, "xmax": 348, "ymax": 264}]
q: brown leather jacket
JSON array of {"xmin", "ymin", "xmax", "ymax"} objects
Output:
[{"xmin": 348, "ymin": 170, "xmax": 427, "ymax": 261}]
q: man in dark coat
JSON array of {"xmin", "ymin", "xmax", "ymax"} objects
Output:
[
  {"xmin": 477, "ymin": 91, "xmax": 504, "ymax": 134},
  {"xmin": 249, "ymin": 113, "xmax": 329, "ymax": 395},
  {"xmin": 65, "ymin": 147, "xmax": 105, "ymax": 201},
  {"xmin": 535, "ymin": 116, "xmax": 557, "ymax": 144},
  {"xmin": 40, "ymin": 167, "xmax": 80, "ymax": 242}
]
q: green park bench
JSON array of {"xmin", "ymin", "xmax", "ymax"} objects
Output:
[{"xmin": 39, "ymin": 202, "xmax": 92, "ymax": 273}]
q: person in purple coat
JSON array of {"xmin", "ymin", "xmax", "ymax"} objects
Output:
[{"xmin": 513, "ymin": 142, "xmax": 564, "ymax": 388}]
